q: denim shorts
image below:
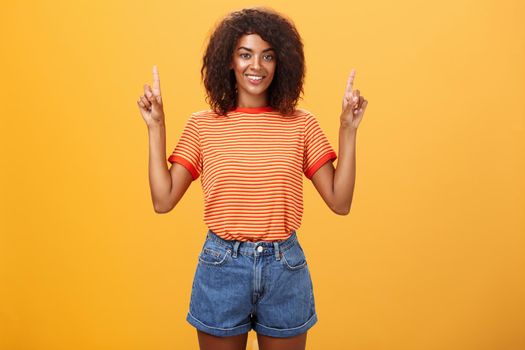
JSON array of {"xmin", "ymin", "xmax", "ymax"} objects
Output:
[{"xmin": 186, "ymin": 229, "xmax": 318, "ymax": 338}]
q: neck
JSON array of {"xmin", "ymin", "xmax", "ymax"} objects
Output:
[{"xmin": 236, "ymin": 94, "xmax": 268, "ymax": 108}]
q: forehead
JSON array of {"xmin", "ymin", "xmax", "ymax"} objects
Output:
[{"xmin": 235, "ymin": 34, "xmax": 273, "ymax": 50}]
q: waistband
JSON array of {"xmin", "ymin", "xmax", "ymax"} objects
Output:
[{"xmin": 205, "ymin": 229, "xmax": 298, "ymax": 260}]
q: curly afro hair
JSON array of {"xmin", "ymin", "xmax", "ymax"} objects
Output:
[{"xmin": 201, "ymin": 7, "xmax": 305, "ymax": 116}]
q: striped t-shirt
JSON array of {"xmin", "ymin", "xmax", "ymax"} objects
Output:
[{"xmin": 167, "ymin": 106, "xmax": 337, "ymax": 242}]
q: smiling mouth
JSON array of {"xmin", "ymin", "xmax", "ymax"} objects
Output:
[{"xmin": 245, "ymin": 74, "xmax": 265, "ymax": 84}]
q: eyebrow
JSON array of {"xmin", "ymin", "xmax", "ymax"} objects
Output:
[{"xmin": 237, "ymin": 46, "xmax": 275, "ymax": 53}]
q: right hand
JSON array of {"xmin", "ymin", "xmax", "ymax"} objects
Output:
[{"xmin": 137, "ymin": 65, "xmax": 165, "ymax": 128}]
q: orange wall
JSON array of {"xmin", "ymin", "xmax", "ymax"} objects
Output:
[{"xmin": 1, "ymin": 0, "xmax": 524, "ymax": 349}]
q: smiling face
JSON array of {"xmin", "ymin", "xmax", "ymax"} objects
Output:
[{"xmin": 231, "ymin": 33, "xmax": 276, "ymax": 108}]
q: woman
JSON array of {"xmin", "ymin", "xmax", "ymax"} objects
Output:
[{"xmin": 137, "ymin": 7, "xmax": 368, "ymax": 350}]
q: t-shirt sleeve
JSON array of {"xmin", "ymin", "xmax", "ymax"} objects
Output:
[
  {"xmin": 167, "ymin": 114, "xmax": 202, "ymax": 181},
  {"xmin": 303, "ymin": 113, "xmax": 338, "ymax": 179}
]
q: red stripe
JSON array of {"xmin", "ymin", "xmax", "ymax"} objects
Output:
[{"xmin": 167, "ymin": 109, "xmax": 337, "ymax": 241}]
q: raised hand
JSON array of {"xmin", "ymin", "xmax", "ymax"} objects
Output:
[
  {"xmin": 341, "ymin": 68, "xmax": 368, "ymax": 130},
  {"xmin": 137, "ymin": 65, "xmax": 165, "ymax": 127}
]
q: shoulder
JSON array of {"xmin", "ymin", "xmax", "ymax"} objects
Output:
[
  {"xmin": 293, "ymin": 108, "xmax": 321, "ymax": 123},
  {"xmin": 292, "ymin": 108, "xmax": 313, "ymax": 118},
  {"xmin": 292, "ymin": 108, "xmax": 319, "ymax": 127},
  {"xmin": 186, "ymin": 109, "xmax": 224, "ymax": 124},
  {"xmin": 190, "ymin": 109, "xmax": 217, "ymax": 118}
]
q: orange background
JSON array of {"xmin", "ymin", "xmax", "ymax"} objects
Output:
[{"xmin": 1, "ymin": 0, "xmax": 524, "ymax": 349}]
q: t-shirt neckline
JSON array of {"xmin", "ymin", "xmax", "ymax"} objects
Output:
[{"xmin": 231, "ymin": 106, "xmax": 274, "ymax": 114}]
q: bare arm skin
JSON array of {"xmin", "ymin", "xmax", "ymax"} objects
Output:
[
  {"xmin": 310, "ymin": 162, "xmax": 339, "ymax": 214},
  {"xmin": 137, "ymin": 66, "xmax": 194, "ymax": 213},
  {"xmin": 147, "ymin": 124, "xmax": 193, "ymax": 213},
  {"xmin": 310, "ymin": 69, "xmax": 368, "ymax": 215},
  {"xmin": 311, "ymin": 127, "xmax": 357, "ymax": 215}
]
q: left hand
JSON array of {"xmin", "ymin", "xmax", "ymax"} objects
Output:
[{"xmin": 341, "ymin": 68, "xmax": 368, "ymax": 130}]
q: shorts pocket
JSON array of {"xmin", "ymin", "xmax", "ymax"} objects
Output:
[
  {"xmin": 280, "ymin": 242, "xmax": 307, "ymax": 271},
  {"xmin": 198, "ymin": 239, "xmax": 232, "ymax": 266}
]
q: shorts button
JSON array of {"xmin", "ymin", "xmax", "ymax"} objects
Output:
[{"xmin": 257, "ymin": 246, "xmax": 263, "ymax": 253}]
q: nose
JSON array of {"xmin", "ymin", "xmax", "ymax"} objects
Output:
[{"xmin": 251, "ymin": 55, "xmax": 262, "ymax": 70}]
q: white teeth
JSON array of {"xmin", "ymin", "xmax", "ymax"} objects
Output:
[{"xmin": 246, "ymin": 75, "xmax": 263, "ymax": 80}]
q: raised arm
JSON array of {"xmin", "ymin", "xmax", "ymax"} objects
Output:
[
  {"xmin": 137, "ymin": 65, "xmax": 194, "ymax": 213},
  {"xmin": 147, "ymin": 124, "xmax": 193, "ymax": 213},
  {"xmin": 311, "ymin": 69, "xmax": 368, "ymax": 215}
]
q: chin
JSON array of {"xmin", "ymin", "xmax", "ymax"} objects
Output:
[{"xmin": 241, "ymin": 86, "xmax": 269, "ymax": 96}]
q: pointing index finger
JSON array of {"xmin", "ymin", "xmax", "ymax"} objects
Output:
[
  {"xmin": 345, "ymin": 68, "xmax": 356, "ymax": 96},
  {"xmin": 152, "ymin": 65, "xmax": 161, "ymax": 96}
]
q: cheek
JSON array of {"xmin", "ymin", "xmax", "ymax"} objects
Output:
[
  {"xmin": 267, "ymin": 66, "xmax": 276, "ymax": 80},
  {"xmin": 233, "ymin": 60, "xmax": 249, "ymax": 72},
  {"xmin": 267, "ymin": 62, "xmax": 276, "ymax": 75}
]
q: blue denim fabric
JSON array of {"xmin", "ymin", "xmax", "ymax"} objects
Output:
[{"xmin": 186, "ymin": 229, "xmax": 318, "ymax": 338}]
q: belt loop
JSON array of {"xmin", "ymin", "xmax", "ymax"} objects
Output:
[
  {"xmin": 232, "ymin": 241, "xmax": 241, "ymax": 258},
  {"xmin": 273, "ymin": 242, "xmax": 280, "ymax": 261}
]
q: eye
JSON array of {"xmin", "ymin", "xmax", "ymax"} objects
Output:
[
  {"xmin": 264, "ymin": 55, "xmax": 274, "ymax": 61},
  {"xmin": 240, "ymin": 53, "xmax": 251, "ymax": 59}
]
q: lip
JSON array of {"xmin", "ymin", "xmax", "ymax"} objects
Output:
[{"xmin": 245, "ymin": 74, "xmax": 265, "ymax": 85}]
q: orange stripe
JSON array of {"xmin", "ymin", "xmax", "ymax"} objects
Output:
[{"xmin": 167, "ymin": 108, "xmax": 336, "ymax": 241}]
